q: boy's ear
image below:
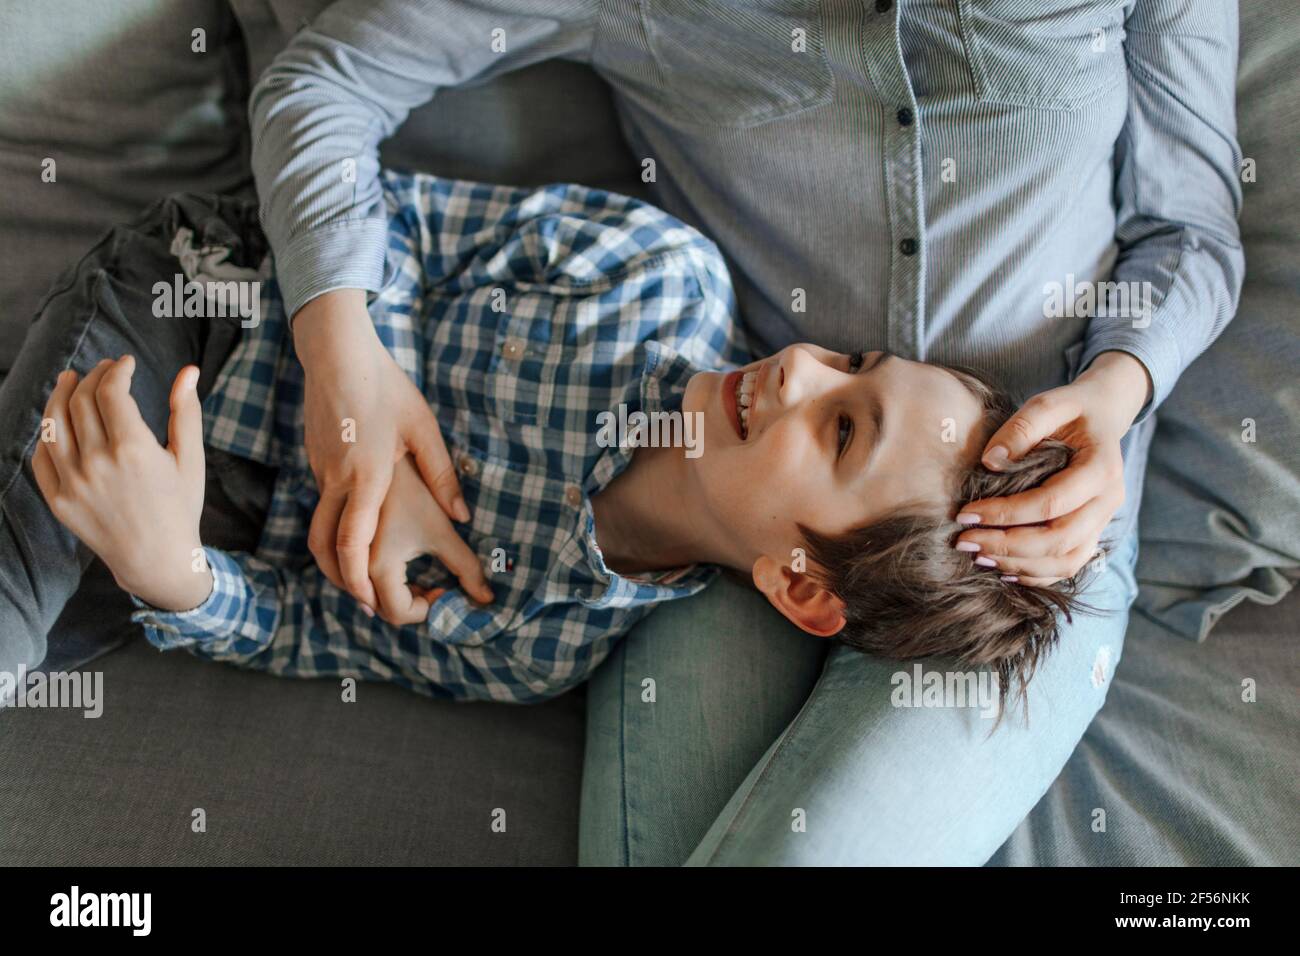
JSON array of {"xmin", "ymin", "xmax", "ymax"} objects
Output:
[{"xmin": 751, "ymin": 554, "xmax": 845, "ymax": 638}]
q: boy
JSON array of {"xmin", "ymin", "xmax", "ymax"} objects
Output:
[{"xmin": 11, "ymin": 172, "xmax": 1084, "ymax": 708}]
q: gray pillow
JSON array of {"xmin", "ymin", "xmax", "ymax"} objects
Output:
[
  {"xmin": 1131, "ymin": 0, "xmax": 1300, "ymax": 642},
  {"xmin": 0, "ymin": 0, "xmax": 252, "ymax": 372}
]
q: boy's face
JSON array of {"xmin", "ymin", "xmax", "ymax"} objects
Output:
[{"xmin": 682, "ymin": 345, "xmax": 986, "ymax": 591}]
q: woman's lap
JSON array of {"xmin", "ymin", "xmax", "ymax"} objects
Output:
[{"xmin": 581, "ymin": 534, "xmax": 1140, "ymax": 865}]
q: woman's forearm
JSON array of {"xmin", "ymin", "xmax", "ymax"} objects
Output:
[{"xmin": 291, "ymin": 288, "xmax": 377, "ymax": 371}]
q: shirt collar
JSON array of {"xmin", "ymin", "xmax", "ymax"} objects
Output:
[{"xmin": 574, "ymin": 340, "xmax": 719, "ymax": 607}]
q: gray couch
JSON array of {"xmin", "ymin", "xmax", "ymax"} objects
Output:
[{"xmin": 1, "ymin": 0, "xmax": 1296, "ymax": 866}]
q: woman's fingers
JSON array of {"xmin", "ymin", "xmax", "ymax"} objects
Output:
[
  {"xmin": 969, "ymin": 541, "xmax": 1100, "ymax": 582},
  {"xmin": 307, "ymin": 486, "xmax": 348, "ymax": 591},
  {"xmin": 335, "ymin": 475, "xmax": 389, "ymax": 610},
  {"xmin": 978, "ymin": 389, "xmax": 1080, "ymax": 471},
  {"xmin": 956, "ymin": 493, "xmax": 1115, "ymax": 563},
  {"xmin": 409, "ymin": 422, "xmax": 470, "ymax": 523},
  {"xmin": 959, "ymin": 444, "xmax": 1111, "ymax": 527}
]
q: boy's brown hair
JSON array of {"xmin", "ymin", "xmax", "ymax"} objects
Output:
[{"xmin": 799, "ymin": 366, "xmax": 1102, "ymax": 723}]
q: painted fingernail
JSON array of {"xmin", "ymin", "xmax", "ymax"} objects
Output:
[
  {"xmin": 983, "ymin": 446, "xmax": 1010, "ymax": 470},
  {"xmin": 1000, "ymin": 575, "xmax": 1019, "ymax": 583},
  {"xmin": 955, "ymin": 541, "xmax": 980, "ymax": 553},
  {"xmin": 974, "ymin": 556, "xmax": 998, "ymax": 568},
  {"xmin": 955, "ymin": 513, "xmax": 981, "ymax": 525}
]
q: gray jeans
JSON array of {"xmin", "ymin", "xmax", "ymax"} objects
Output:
[{"xmin": 0, "ymin": 194, "xmax": 272, "ymax": 687}]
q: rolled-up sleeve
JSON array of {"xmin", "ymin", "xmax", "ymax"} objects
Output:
[
  {"xmin": 249, "ymin": 0, "xmax": 600, "ymax": 319},
  {"xmin": 1077, "ymin": 0, "xmax": 1245, "ymax": 421}
]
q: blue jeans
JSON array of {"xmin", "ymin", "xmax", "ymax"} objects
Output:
[
  {"xmin": 0, "ymin": 194, "xmax": 259, "ymax": 689},
  {"xmin": 580, "ymin": 532, "xmax": 1140, "ymax": 865}
]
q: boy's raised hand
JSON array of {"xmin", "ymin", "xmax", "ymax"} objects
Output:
[
  {"xmin": 32, "ymin": 357, "xmax": 213, "ymax": 612},
  {"xmin": 365, "ymin": 454, "xmax": 493, "ymax": 627}
]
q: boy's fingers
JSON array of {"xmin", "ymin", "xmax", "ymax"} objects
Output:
[
  {"xmin": 67, "ymin": 360, "xmax": 115, "ymax": 454},
  {"xmin": 167, "ymin": 365, "xmax": 205, "ymax": 480},
  {"xmin": 32, "ymin": 441, "xmax": 61, "ymax": 502},
  {"xmin": 981, "ymin": 391, "xmax": 1078, "ymax": 470},
  {"xmin": 371, "ymin": 564, "xmax": 430, "ymax": 627},
  {"xmin": 41, "ymin": 369, "xmax": 80, "ymax": 469},
  {"xmin": 432, "ymin": 529, "xmax": 493, "ymax": 604},
  {"xmin": 95, "ymin": 356, "xmax": 150, "ymax": 445}
]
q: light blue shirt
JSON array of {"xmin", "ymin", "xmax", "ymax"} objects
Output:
[{"xmin": 248, "ymin": 0, "xmax": 1245, "ymax": 542}]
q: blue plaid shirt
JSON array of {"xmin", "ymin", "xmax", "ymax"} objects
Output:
[{"xmin": 131, "ymin": 171, "xmax": 750, "ymax": 702}]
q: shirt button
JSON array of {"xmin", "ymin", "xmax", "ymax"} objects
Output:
[
  {"xmin": 457, "ymin": 453, "xmax": 478, "ymax": 478},
  {"xmin": 875, "ymin": 0, "xmax": 892, "ymax": 12},
  {"xmin": 565, "ymin": 484, "xmax": 583, "ymax": 507},
  {"xmin": 897, "ymin": 106, "xmax": 914, "ymax": 127},
  {"xmin": 500, "ymin": 337, "xmax": 525, "ymax": 360},
  {"xmin": 900, "ymin": 238, "xmax": 918, "ymax": 256}
]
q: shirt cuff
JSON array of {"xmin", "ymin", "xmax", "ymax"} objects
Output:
[
  {"xmin": 274, "ymin": 218, "xmax": 391, "ymax": 321},
  {"xmin": 1073, "ymin": 316, "xmax": 1184, "ymax": 426},
  {"xmin": 129, "ymin": 548, "xmax": 248, "ymax": 650}
]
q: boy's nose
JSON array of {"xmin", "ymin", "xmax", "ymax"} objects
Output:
[{"xmin": 779, "ymin": 346, "xmax": 837, "ymax": 408}]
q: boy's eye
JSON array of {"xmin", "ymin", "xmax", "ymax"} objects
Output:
[
  {"xmin": 837, "ymin": 414, "xmax": 853, "ymax": 457},
  {"xmin": 848, "ymin": 350, "xmax": 866, "ymax": 373}
]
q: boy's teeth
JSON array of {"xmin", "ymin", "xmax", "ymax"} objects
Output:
[{"xmin": 734, "ymin": 369, "xmax": 757, "ymax": 439}]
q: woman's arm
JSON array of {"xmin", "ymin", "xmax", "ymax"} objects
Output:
[
  {"xmin": 956, "ymin": 0, "xmax": 1245, "ymax": 584},
  {"xmin": 249, "ymin": 1, "xmax": 600, "ymax": 610}
]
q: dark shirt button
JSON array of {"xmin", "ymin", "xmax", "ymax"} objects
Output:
[
  {"xmin": 900, "ymin": 238, "xmax": 918, "ymax": 256},
  {"xmin": 876, "ymin": 0, "xmax": 893, "ymax": 12},
  {"xmin": 897, "ymin": 106, "xmax": 914, "ymax": 127}
]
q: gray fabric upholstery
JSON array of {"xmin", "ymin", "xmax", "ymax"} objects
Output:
[
  {"xmin": 0, "ymin": 636, "xmax": 584, "ymax": 864},
  {"xmin": 1131, "ymin": 0, "xmax": 1300, "ymax": 642},
  {"xmin": 0, "ymin": 0, "xmax": 253, "ymax": 373},
  {"xmin": 991, "ymin": 588, "xmax": 1300, "ymax": 866}
]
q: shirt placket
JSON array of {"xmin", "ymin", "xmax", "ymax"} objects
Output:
[{"xmin": 860, "ymin": 0, "xmax": 926, "ymax": 360}]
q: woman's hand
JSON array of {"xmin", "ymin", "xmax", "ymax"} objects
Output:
[
  {"xmin": 32, "ymin": 357, "xmax": 214, "ymax": 612},
  {"xmin": 954, "ymin": 351, "xmax": 1152, "ymax": 586},
  {"xmin": 293, "ymin": 289, "xmax": 470, "ymax": 612},
  {"xmin": 367, "ymin": 455, "xmax": 494, "ymax": 626}
]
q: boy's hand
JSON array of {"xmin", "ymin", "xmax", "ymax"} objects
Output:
[
  {"xmin": 366, "ymin": 454, "xmax": 493, "ymax": 626},
  {"xmin": 32, "ymin": 357, "xmax": 213, "ymax": 611},
  {"xmin": 955, "ymin": 351, "xmax": 1152, "ymax": 586}
]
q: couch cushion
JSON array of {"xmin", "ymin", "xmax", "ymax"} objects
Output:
[
  {"xmin": 0, "ymin": 0, "xmax": 253, "ymax": 373},
  {"xmin": 1131, "ymin": 0, "xmax": 1300, "ymax": 641},
  {"xmin": 0, "ymin": 636, "xmax": 585, "ymax": 864},
  {"xmin": 990, "ymin": 587, "xmax": 1300, "ymax": 865}
]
